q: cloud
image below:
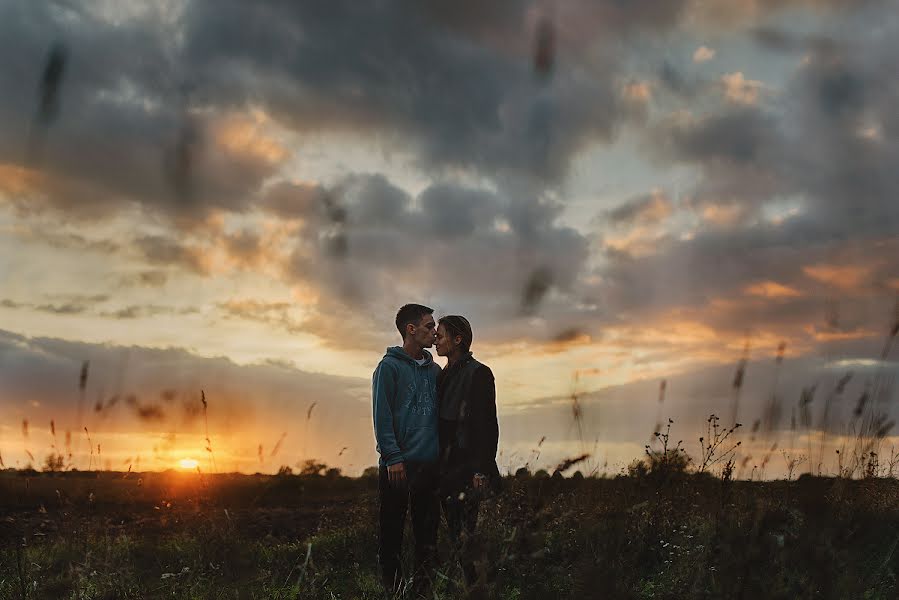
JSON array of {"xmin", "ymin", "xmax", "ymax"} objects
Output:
[
  {"xmin": 259, "ymin": 181, "xmax": 329, "ymax": 222},
  {"xmin": 0, "ymin": 328, "xmax": 373, "ymax": 471},
  {"xmin": 134, "ymin": 235, "xmax": 209, "ymax": 274},
  {"xmin": 0, "ymin": 294, "xmax": 197, "ymax": 321},
  {"xmin": 0, "ymin": 3, "xmax": 286, "ymax": 223},
  {"xmin": 1, "ymin": 294, "xmax": 110, "ymax": 316},
  {"xmin": 0, "ymin": 0, "xmax": 880, "ymax": 232},
  {"xmin": 686, "ymin": 0, "xmax": 877, "ymax": 26},
  {"xmin": 693, "ymin": 45, "xmax": 716, "ymax": 62},
  {"xmin": 218, "ymin": 299, "xmax": 305, "ymax": 335},
  {"xmin": 488, "ymin": 334, "xmax": 899, "ymax": 476},
  {"xmin": 100, "ymin": 305, "xmax": 198, "ymax": 319},
  {"xmin": 721, "ymin": 71, "xmax": 766, "ymax": 105},
  {"xmin": 604, "ymin": 190, "xmax": 674, "ymax": 227},
  {"xmin": 279, "ymin": 175, "xmax": 593, "ymax": 348},
  {"xmin": 0, "ymin": 0, "xmax": 713, "ymax": 231},
  {"xmin": 661, "ymin": 14, "xmax": 899, "ymax": 235},
  {"xmin": 222, "ymin": 230, "xmax": 263, "ymax": 268},
  {"xmin": 744, "ymin": 281, "xmax": 803, "ymax": 298},
  {"xmin": 133, "ymin": 271, "xmax": 167, "ymax": 288}
]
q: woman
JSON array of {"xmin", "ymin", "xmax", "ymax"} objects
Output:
[{"xmin": 434, "ymin": 314, "xmax": 501, "ymax": 589}]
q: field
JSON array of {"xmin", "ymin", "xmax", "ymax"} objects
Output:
[{"xmin": 2, "ymin": 466, "xmax": 899, "ymax": 600}]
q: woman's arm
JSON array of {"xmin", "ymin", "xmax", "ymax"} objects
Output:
[{"xmin": 471, "ymin": 365, "xmax": 498, "ymax": 476}]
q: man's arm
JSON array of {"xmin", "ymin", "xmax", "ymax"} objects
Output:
[{"xmin": 372, "ymin": 362, "xmax": 405, "ymax": 468}]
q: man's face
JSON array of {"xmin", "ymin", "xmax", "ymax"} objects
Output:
[{"xmin": 409, "ymin": 313, "xmax": 437, "ymax": 348}]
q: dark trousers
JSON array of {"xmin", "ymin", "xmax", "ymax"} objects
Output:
[
  {"xmin": 441, "ymin": 490, "xmax": 482, "ymax": 587},
  {"xmin": 378, "ymin": 463, "xmax": 439, "ymax": 591}
]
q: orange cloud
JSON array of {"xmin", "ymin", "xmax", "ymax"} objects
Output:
[
  {"xmin": 803, "ymin": 264, "xmax": 871, "ymax": 290},
  {"xmin": 700, "ymin": 203, "xmax": 746, "ymax": 226},
  {"xmin": 693, "ymin": 45, "xmax": 716, "ymax": 63},
  {"xmin": 744, "ymin": 281, "xmax": 802, "ymax": 299},
  {"xmin": 603, "ymin": 227, "xmax": 663, "ymax": 257},
  {"xmin": 721, "ymin": 71, "xmax": 765, "ymax": 105},
  {"xmin": 213, "ymin": 110, "xmax": 288, "ymax": 165},
  {"xmin": 804, "ymin": 325, "xmax": 878, "ymax": 342},
  {"xmin": 622, "ymin": 81, "xmax": 652, "ymax": 103},
  {"xmin": 0, "ymin": 164, "xmax": 43, "ymax": 197}
]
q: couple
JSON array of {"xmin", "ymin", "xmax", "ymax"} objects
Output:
[{"xmin": 372, "ymin": 303, "xmax": 501, "ymax": 595}]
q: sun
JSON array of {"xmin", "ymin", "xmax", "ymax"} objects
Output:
[{"xmin": 178, "ymin": 458, "xmax": 198, "ymax": 470}]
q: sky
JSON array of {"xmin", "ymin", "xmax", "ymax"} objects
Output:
[{"xmin": 1, "ymin": 0, "xmax": 898, "ymax": 478}]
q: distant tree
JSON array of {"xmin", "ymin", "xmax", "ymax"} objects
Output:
[
  {"xmin": 43, "ymin": 453, "xmax": 65, "ymax": 473},
  {"xmin": 324, "ymin": 467, "xmax": 342, "ymax": 478},
  {"xmin": 514, "ymin": 467, "xmax": 531, "ymax": 478},
  {"xmin": 299, "ymin": 459, "xmax": 328, "ymax": 476},
  {"xmin": 361, "ymin": 466, "xmax": 379, "ymax": 479},
  {"xmin": 276, "ymin": 465, "xmax": 293, "ymax": 476}
]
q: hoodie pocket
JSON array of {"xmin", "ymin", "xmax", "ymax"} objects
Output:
[{"xmin": 402, "ymin": 425, "xmax": 438, "ymax": 460}]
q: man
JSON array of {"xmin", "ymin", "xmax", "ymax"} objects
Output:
[{"xmin": 372, "ymin": 303, "xmax": 440, "ymax": 594}]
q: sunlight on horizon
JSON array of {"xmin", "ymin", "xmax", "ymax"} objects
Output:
[{"xmin": 178, "ymin": 458, "xmax": 198, "ymax": 470}]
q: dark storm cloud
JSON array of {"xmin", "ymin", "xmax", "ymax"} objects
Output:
[
  {"xmin": 594, "ymin": 220, "xmax": 899, "ymax": 337},
  {"xmin": 177, "ymin": 0, "xmax": 682, "ymax": 183},
  {"xmin": 1, "ymin": 0, "xmax": 894, "ymax": 357},
  {"xmin": 0, "ymin": 2, "xmax": 283, "ymax": 220},
  {"xmin": 280, "ymin": 174, "xmax": 593, "ymax": 347},
  {"xmin": 606, "ymin": 9, "xmax": 899, "ymax": 332},
  {"xmin": 259, "ymin": 182, "xmax": 328, "ymax": 221},
  {"xmin": 650, "ymin": 11, "xmax": 899, "ymax": 235},
  {"xmin": 0, "ymin": 0, "xmax": 879, "ymax": 226},
  {"xmin": 751, "ymin": 27, "xmax": 841, "ymax": 55},
  {"xmin": 658, "ymin": 109, "xmax": 782, "ymax": 167},
  {"xmin": 0, "ymin": 0, "xmax": 703, "ymax": 227}
]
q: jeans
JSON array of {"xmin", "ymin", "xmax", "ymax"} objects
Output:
[
  {"xmin": 441, "ymin": 488, "xmax": 482, "ymax": 587},
  {"xmin": 378, "ymin": 462, "xmax": 439, "ymax": 592}
]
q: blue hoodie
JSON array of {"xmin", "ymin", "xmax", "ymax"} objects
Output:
[{"xmin": 372, "ymin": 346, "xmax": 440, "ymax": 466}]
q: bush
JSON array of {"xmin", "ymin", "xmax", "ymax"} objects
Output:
[{"xmin": 43, "ymin": 453, "xmax": 65, "ymax": 473}]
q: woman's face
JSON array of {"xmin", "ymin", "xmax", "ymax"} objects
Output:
[{"xmin": 434, "ymin": 323, "xmax": 458, "ymax": 357}]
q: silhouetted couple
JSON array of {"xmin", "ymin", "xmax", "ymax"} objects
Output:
[{"xmin": 372, "ymin": 304, "xmax": 501, "ymax": 597}]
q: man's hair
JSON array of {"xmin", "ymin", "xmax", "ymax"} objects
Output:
[
  {"xmin": 395, "ymin": 304, "xmax": 434, "ymax": 339},
  {"xmin": 438, "ymin": 315, "xmax": 473, "ymax": 354}
]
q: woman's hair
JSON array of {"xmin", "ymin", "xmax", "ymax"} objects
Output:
[{"xmin": 438, "ymin": 315, "xmax": 473, "ymax": 354}]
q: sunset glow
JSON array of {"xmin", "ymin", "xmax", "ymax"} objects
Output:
[{"xmin": 179, "ymin": 458, "xmax": 199, "ymax": 470}]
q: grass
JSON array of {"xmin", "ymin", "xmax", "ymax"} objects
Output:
[{"xmin": 2, "ymin": 466, "xmax": 899, "ymax": 599}]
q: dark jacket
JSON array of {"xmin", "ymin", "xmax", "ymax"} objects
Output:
[{"xmin": 437, "ymin": 353, "xmax": 501, "ymax": 495}]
